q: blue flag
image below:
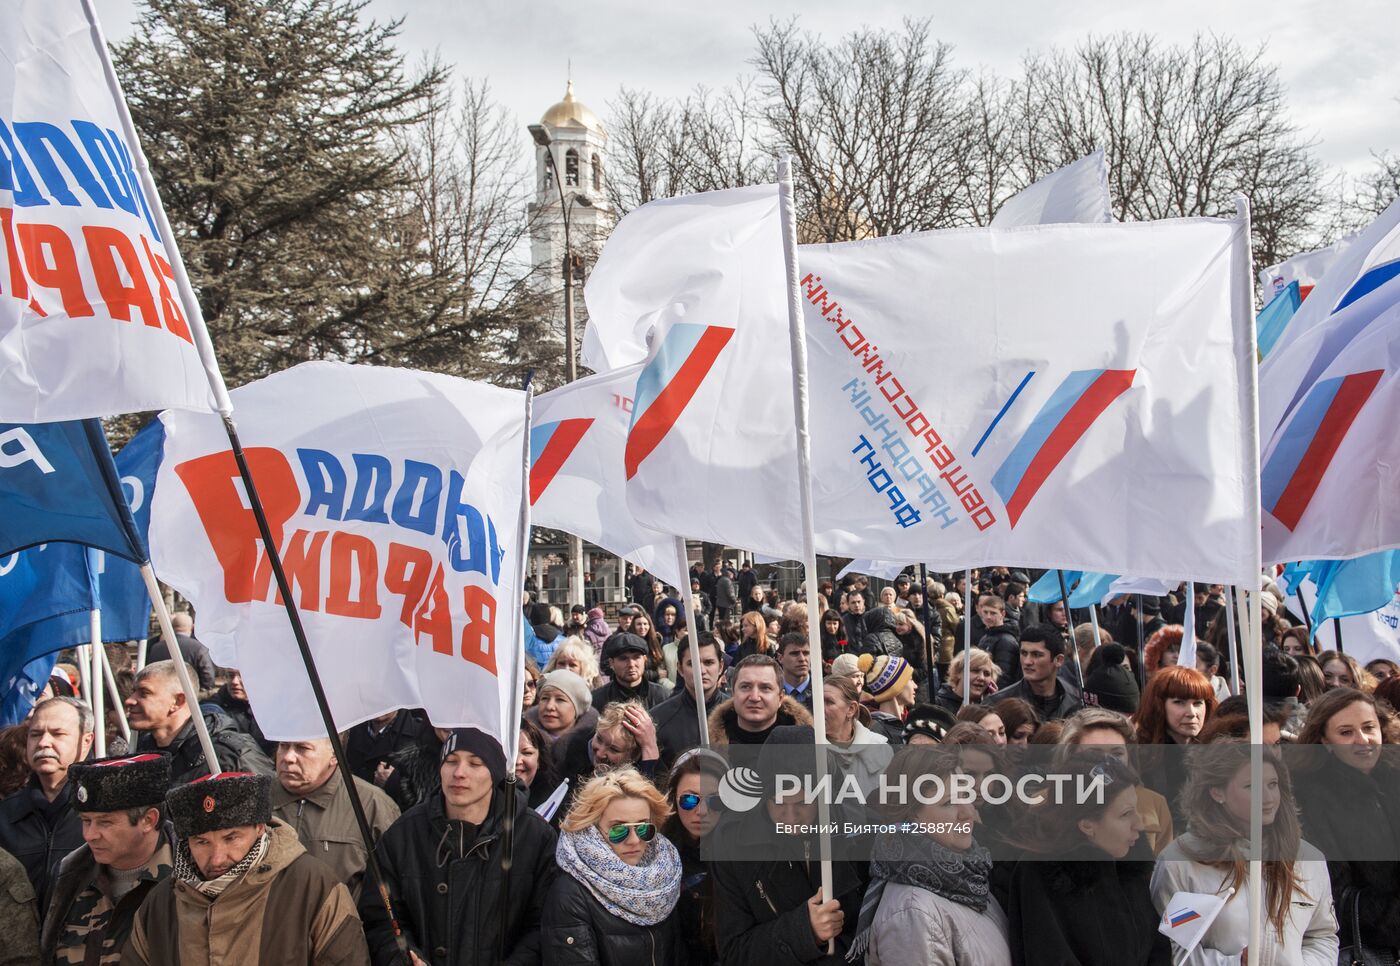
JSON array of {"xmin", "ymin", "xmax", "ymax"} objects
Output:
[
  {"xmin": 0, "ymin": 420, "xmax": 145, "ymax": 561},
  {"xmin": 1300, "ymin": 552, "xmax": 1400, "ymax": 639},
  {"xmin": 92, "ymin": 421, "xmax": 166, "ymax": 642},
  {"xmin": 0, "ymin": 543, "xmax": 97, "ymax": 723},
  {"xmin": 1256, "ymin": 280, "xmax": 1302, "ymax": 359},
  {"xmin": 1027, "ymin": 570, "xmax": 1120, "ymax": 608}
]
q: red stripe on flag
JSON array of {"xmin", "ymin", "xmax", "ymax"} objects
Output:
[
  {"xmin": 1298, "ymin": 284, "xmax": 1314, "ymax": 302},
  {"xmin": 1005, "ymin": 369, "xmax": 1135, "ymax": 526},
  {"xmin": 529, "ymin": 418, "xmax": 593, "ymax": 506},
  {"xmin": 1272, "ymin": 370, "xmax": 1382, "ymax": 530},
  {"xmin": 624, "ymin": 327, "xmax": 734, "ymax": 480}
]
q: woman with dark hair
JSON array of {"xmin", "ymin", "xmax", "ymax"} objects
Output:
[
  {"xmin": 630, "ymin": 612, "xmax": 669, "ymax": 687},
  {"xmin": 1006, "ymin": 755, "xmax": 1170, "ymax": 965},
  {"xmin": 956, "ymin": 704, "xmax": 1008, "ymax": 744},
  {"xmin": 662, "ymin": 748, "xmax": 727, "ymax": 966},
  {"xmin": 517, "ymin": 716, "xmax": 562, "ymax": 813},
  {"xmin": 1295, "ymin": 687, "xmax": 1400, "ymax": 960},
  {"xmin": 819, "ymin": 609, "xmax": 848, "ymax": 663},
  {"xmin": 1279, "ymin": 625, "xmax": 1313, "ymax": 659},
  {"xmin": 855, "ymin": 746, "xmax": 1010, "ymax": 966},
  {"xmin": 1368, "ymin": 658, "xmax": 1400, "ymax": 685},
  {"xmin": 1293, "ymin": 653, "xmax": 1328, "ymax": 705},
  {"xmin": 991, "ymin": 697, "xmax": 1040, "ymax": 745},
  {"xmin": 1153, "ymin": 740, "xmax": 1338, "ymax": 964}
]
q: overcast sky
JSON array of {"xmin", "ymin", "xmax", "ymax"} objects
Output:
[{"xmin": 103, "ymin": 0, "xmax": 1397, "ymax": 179}]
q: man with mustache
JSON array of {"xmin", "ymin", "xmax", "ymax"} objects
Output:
[{"xmin": 0, "ymin": 697, "xmax": 95, "ymax": 916}]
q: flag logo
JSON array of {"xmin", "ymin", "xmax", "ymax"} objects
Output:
[
  {"xmin": 1336, "ymin": 259, "xmax": 1400, "ymax": 312},
  {"xmin": 989, "ymin": 369, "xmax": 1135, "ymax": 526},
  {"xmin": 1168, "ymin": 909, "xmax": 1202, "ymax": 928},
  {"xmin": 1263, "ymin": 370, "xmax": 1383, "ymax": 530},
  {"xmin": 625, "ymin": 324, "xmax": 734, "ymax": 479},
  {"xmin": 529, "ymin": 418, "xmax": 593, "ymax": 506}
]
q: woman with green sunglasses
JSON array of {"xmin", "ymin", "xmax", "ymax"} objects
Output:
[
  {"xmin": 543, "ymin": 766, "xmax": 683, "ymax": 964},
  {"xmin": 663, "ymin": 749, "xmax": 728, "ymax": 966}
]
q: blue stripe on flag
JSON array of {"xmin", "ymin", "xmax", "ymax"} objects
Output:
[
  {"xmin": 1336, "ymin": 260, "xmax": 1400, "ymax": 312},
  {"xmin": 1257, "ymin": 281, "xmax": 1301, "ymax": 358},
  {"xmin": 972, "ymin": 371, "xmax": 1035, "ymax": 458},
  {"xmin": 991, "ymin": 370, "xmax": 1102, "ymax": 506},
  {"xmin": 529, "ymin": 420, "xmax": 560, "ymax": 468},
  {"xmin": 1260, "ymin": 375, "xmax": 1344, "ymax": 512}
]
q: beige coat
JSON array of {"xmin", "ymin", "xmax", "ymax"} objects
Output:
[
  {"xmin": 867, "ymin": 881, "xmax": 1012, "ymax": 966},
  {"xmin": 271, "ymin": 774, "xmax": 399, "ymax": 900}
]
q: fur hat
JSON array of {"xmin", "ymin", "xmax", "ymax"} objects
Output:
[
  {"xmin": 439, "ymin": 727, "xmax": 507, "ymax": 784},
  {"xmin": 902, "ymin": 704, "xmax": 958, "ymax": 744},
  {"xmin": 537, "ymin": 669, "xmax": 592, "ymax": 716},
  {"xmin": 69, "ymin": 753, "xmax": 171, "ymax": 813},
  {"xmin": 167, "ymin": 772, "xmax": 272, "ymax": 838},
  {"xmin": 859, "ymin": 653, "xmax": 914, "ymax": 703}
]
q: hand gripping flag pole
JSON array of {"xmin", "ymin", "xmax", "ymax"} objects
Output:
[
  {"xmin": 79, "ymin": 3, "xmax": 409, "ymax": 958},
  {"xmin": 777, "ymin": 155, "xmax": 835, "ymax": 951}
]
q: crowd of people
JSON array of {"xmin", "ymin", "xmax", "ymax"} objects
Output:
[{"xmin": 0, "ymin": 561, "xmax": 1394, "ymax": 964}]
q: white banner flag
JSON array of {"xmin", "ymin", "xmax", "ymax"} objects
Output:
[
  {"xmin": 990, "ymin": 151, "xmax": 1112, "ymax": 228},
  {"xmin": 1257, "ymin": 235, "xmax": 1351, "ymax": 304},
  {"xmin": 0, "ymin": 1, "xmax": 222, "ymax": 422},
  {"xmin": 1261, "ymin": 296, "xmax": 1400, "ymax": 563},
  {"xmin": 530, "ymin": 367, "xmax": 683, "ymax": 588},
  {"xmin": 150, "ymin": 361, "xmax": 526, "ymax": 743}
]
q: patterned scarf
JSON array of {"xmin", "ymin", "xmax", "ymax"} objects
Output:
[
  {"xmin": 173, "ymin": 831, "xmax": 269, "ymax": 899},
  {"xmin": 556, "ymin": 825, "xmax": 682, "ymax": 926},
  {"xmin": 847, "ymin": 832, "xmax": 993, "ymax": 961}
]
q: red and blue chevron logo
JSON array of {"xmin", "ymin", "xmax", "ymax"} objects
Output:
[
  {"xmin": 624, "ymin": 323, "xmax": 734, "ymax": 479},
  {"xmin": 989, "ymin": 369, "xmax": 1136, "ymax": 527},
  {"xmin": 529, "ymin": 417, "xmax": 593, "ymax": 505},
  {"xmin": 1262, "ymin": 370, "xmax": 1382, "ymax": 530}
]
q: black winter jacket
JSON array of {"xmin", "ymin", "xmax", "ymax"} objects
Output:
[
  {"xmin": 344, "ymin": 709, "xmax": 424, "ymax": 784},
  {"xmin": 652, "ymin": 686, "xmax": 729, "ymax": 769},
  {"xmin": 540, "ymin": 867, "xmax": 681, "ymax": 966},
  {"xmin": 360, "ymin": 788, "xmax": 557, "ymax": 966},
  {"xmin": 857, "ymin": 608, "xmax": 903, "ymax": 660},
  {"xmin": 1006, "ymin": 842, "xmax": 1169, "ymax": 966},
  {"xmin": 1296, "ymin": 752, "xmax": 1400, "ymax": 950},
  {"xmin": 591, "ymin": 679, "xmax": 668, "ymax": 713},
  {"xmin": 976, "ymin": 622, "xmax": 1022, "ymax": 684},
  {"xmin": 710, "ymin": 808, "xmax": 865, "ymax": 966},
  {"xmin": 0, "ymin": 777, "xmax": 82, "ymax": 917},
  {"xmin": 133, "ymin": 710, "xmax": 274, "ymax": 785},
  {"xmin": 208, "ymin": 685, "xmax": 275, "ymax": 756}
]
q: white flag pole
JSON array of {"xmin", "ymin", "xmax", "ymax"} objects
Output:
[
  {"xmin": 962, "ymin": 569, "xmax": 973, "ymax": 705},
  {"xmin": 1225, "ymin": 586, "xmax": 1241, "ymax": 695},
  {"xmin": 139, "ymin": 564, "xmax": 220, "ymax": 774},
  {"xmin": 75, "ymin": 645, "xmax": 92, "ymax": 709},
  {"xmin": 776, "ymin": 156, "xmax": 834, "ymax": 936},
  {"xmin": 675, "ymin": 538, "xmax": 711, "ymax": 746},
  {"xmin": 90, "ymin": 609, "xmax": 106, "ymax": 757},
  {"xmin": 98, "ymin": 644, "xmax": 130, "ymax": 744},
  {"xmin": 1233, "ymin": 195, "xmax": 1264, "ymax": 962}
]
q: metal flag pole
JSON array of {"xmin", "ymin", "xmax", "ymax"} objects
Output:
[
  {"xmin": 1056, "ymin": 570, "xmax": 1084, "ymax": 690},
  {"xmin": 777, "ymin": 155, "xmax": 834, "ymax": 949},
  {"xmin": 919, "ymin": 563, "xmax": 936, "ymax": 694},
  {"xmin": 98, "ymin": 643, "xmax": 130, "ymax": 744},
  {"xmin": 140, "ymin": 564, "xmax": 218, "ymax": 770},
  {"xmin": 962, "ymin": 569, "xmax": 973, "ymax": 706},
  {"xmin": 675, "ymin": 538, "xmax": 711, "ymax": 746},
  {"xmin": 1225, "ymin": 586, "xmax": 1241, "ymax": 696},
  {"xmin": 90, "ymin": 608, "xmax": 106, "ymax": 757}
]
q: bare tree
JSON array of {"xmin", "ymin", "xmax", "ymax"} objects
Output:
[{"xmin": 1016, "ymin": 34, "xmax": 1326, "ymax": 266}]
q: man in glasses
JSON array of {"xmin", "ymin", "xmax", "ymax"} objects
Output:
[{"xmin": 359, "ymin": 728, "xmax": 558, "ymax": 966}]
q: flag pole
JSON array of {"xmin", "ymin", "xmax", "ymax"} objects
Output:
[
  {"xmin": 919, "ymin": 563, "xmax": 936, "ymax": 695},
  {"xmin": 1225, "ymin": 586, "xmax": 1241, "ymax": 696},
  {"xmin": 139, "ymin": 564, "xmax": 219, "ymax": 771},
  {"xmin": 675, "ymin": 538, "xmax": 711, "ymax": 746},
  {"xmin": 962, "ymin": 569, "xmax": 973, "ymax": 706},
  {"xmin": 80, "ymin": 4, "xmax": 407, "ymax": 955},
  {"xmin": 776, "ymin": 156, "xmax": 834, "ymax": 944},
  {"xmin": 1056, "ymin": 570, "xmax": 1084, "ymax": 690},
  {"xmin": 90, "ymin": 608, "xmax": 106, "ymax": 756},
  {"xmin": 98, "ymin": 643, "xmax": 130, "ymax": 744}
]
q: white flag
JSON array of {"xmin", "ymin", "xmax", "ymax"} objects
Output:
[
  {"xmin": 1158, "ymin": 890, "xmax": 1232, "ymax": 958},
  {"xmin": 150, "ymin": 361, "xmax": 526, "ymax": 744},
  {"xmin": 1261, "ymin": 296, "xmax": 1400, "ymax": 563},
  {"xmin": 0, "ymin": 1, "xmax": 222, "ymax": 422},
  {"xmin": 1257, "ymin": 234, "xmax": 1351, "ymax": 305},
  {"xmin": 530, "ymin": 367, "xmax": 683, "ymax": 588},
  {"xmin": 990, "ymin": 152, "xmax": 1112, "ymax": 228}
]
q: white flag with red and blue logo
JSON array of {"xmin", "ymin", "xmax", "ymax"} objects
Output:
[
  {"xmin": 149, "ymin": 361, "xmax": 527, "ymax": 744},
  {"xmin": 0, "ymin": 1, "xmax": 222, "ymax": 422}
]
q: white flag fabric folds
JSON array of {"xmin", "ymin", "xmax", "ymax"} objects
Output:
[
  {"xmin": 530, "ymin": 367, "xmax": 683, "ymax": 588},
  {"xmin": 1158, "ymin": 889, "xmax": 1232, "ymax": 958},
  {"xmin": 1261, "ymin": 295, "xmax": 1400, "ymax": 563},
  {"xmin": 990, "ymin": 152, "xmax": 1112, "ymax": 228},
  {"xmin": 617, "ymin": 200, "xmax": 1257, "ymax": 584},
  {"xmin": 0, "ymin": 0, "xmax": 222, "ymax": 422},
  {"xmin": 150, "ymin": 361, "xmax": 526, "ymax": 742}
]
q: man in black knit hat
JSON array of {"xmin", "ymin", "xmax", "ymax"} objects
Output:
[
  {"xmin": 41, "ymin": 753, "xmax": 174, "ymax": 965},
  {"xmin": 124, "ymin": 772, "xmax": 369, "ymax": 965}
]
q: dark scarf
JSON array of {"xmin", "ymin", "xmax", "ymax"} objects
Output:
[{"xmin": 847, "ymin": 832, "xmax": 992, "ymax": 961}]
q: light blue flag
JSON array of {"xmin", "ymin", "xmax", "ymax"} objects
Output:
[
  {"xmin": 1307, "ymin": 551, "xmax": 1400, "ymax": 639},
  {"xmin": 1256, "ymin": 281, "xmax": 1302, "ymax": 359},
  {"xmin": 1027, "ymin": 570, "xmax": 1120, "ymax": 608}
]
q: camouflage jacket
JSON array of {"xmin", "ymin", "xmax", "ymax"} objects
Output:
[
  {"xmin": 0, "ymin": 846, "xmax": 39, "ymax": 966},
  {"xmin": 40, "ymin": 831, "xmax": 173, "ymax": 966}
]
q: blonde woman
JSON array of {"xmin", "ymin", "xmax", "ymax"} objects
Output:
[
  {"xmin": 935, "ymin": 647, "xmax": 999, "ymax": 714},
  {"xmin": 542, "ymin": 767, "xmax": 683, "ymax": 964},
  {"xmin": 545, "ymin": 638, "xmax": 601, "ymax": 688}
]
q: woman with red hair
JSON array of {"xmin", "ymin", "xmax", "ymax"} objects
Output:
[
  {"xmin": 1134, "ymin": 665, "xmax": 1218, "ymax": 826},
  {"xmin": 1141, "ymin": 625, "xmax": 1184, "ymax": 675}
]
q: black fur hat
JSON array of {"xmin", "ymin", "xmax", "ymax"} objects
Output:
[
  {"xmin": 167, "ymin": 772, "xmax": 272, "ymax": 838},
  {"xmin": 69, "ymin": 753, "xmax": 172, "ymax": 813}
]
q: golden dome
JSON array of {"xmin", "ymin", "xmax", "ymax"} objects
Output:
[{"xmin": 541, "ymin": 80, "xmax": 605, "ymax": 135}]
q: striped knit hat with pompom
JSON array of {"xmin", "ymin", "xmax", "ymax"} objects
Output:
[{"xmin": 858, "ymin": 653, "xmax": 914, "ymax": 702}]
